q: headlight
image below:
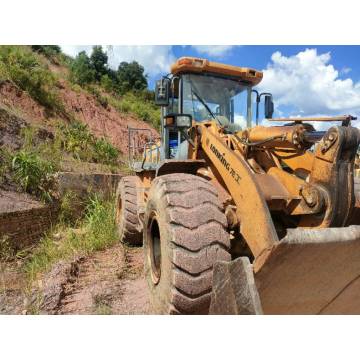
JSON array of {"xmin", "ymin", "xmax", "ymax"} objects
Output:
[{"xmin": 176, "ymin": 115, "xmax": 192, "ymax": 128}]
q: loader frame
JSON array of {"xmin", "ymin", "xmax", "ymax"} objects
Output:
[{"xmin": 116, "ymin": 56, "xmax": 360, "ymax": 314}]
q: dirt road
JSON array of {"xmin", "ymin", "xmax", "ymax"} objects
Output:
[{"xmin": 0, "ymin": 245, "xmax": 151, "ymax": 315}]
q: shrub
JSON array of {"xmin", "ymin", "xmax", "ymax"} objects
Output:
[
  {"xmin": 93, "ymin": 138, "xmax": 119, "ymax": 165},
  {"xmin": 61, "ymin": 121, "xmax": 94, "ymax": 161},
  {"xmin": 61, "ymin": 121, "xmax": 119, "ymax": 165},
  {"xmin": 12, "ymin": 150, "xmax": 56, "ymax": 202},
  {"xmin": 100, "ymin": 74, "xmax": 114, "ymax": 93},
  {"xmin": 58, "ymin": 190, "xmax": 83, "ymax": 226}
]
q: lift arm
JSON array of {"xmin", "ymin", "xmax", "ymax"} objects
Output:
[{"xmin": 196, "ymin": 124, "xmax": 279, "ymax": 267}]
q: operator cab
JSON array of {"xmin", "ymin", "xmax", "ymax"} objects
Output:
[{"xmin": 154, "ymin": 57, "xmax": 273, "ymax": 160}]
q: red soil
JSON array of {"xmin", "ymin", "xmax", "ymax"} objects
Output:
[{"xmin": 0, "ymin": 75, "xmax": 159, "ymax": 154}]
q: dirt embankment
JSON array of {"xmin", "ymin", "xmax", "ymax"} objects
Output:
[
  {"xmin": 0, "ymin": 245, "xmax": 150, "ymax": 315},
  {"xmin": 58, "ymin": 82, "xmax": 158, "ymax": 154},
  {"xmin": 0, "ymin": 76, "xmax": 158, "ymax": 155}
]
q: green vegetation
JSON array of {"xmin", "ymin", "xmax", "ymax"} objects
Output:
[
  {"xmin": 90, "ymin": 46, "xmax": 109, "ymax": 81},
  {"xmin": 31, "ymin": 45, "xmax": 62, "ymax": 58},
  {"xmin": 93, "ymin": 138, "xmax": 119, "ymax": 164},
  {"xmin": 108, "ymin": 91, "xmax": 160, "ymax": 128},
  {"xmin": 12, "ymin": 150, "xmax": 56, "ymax": 202},
  {"xmin": 0, "ymin": 45, "xmax": 159, "ymax": 132},
  {"xmin": 60, "ymin": 121, "xmax": 119, "ymax": 165},
  {"xmin": 117, "ymin": 61, "xmax": 148, "ymax": 93},
  {"xmin": 0, "ymin": 236, "xmax": 13, "ymax": 261},
  {"xmin": 70, "ymin": 51, "xmax": 96, "ymax": 86},
  {"xmin": 0, "ymin": 46, "xmax": 66, "ymax": 116},
  {"xmin": 87, "ymin": 85, "xmax": 109, "ymax": 108},
  {"xmin": 1, "ymin": 122, "xmax": 120, "ymax": 202},
  {"xmin": 69, "ymin": 46, "xmax": 148, "ymax": 96},
  {"xmin": 25, "ymin": 195, "xmax": 118, "ymax": 282},
  {"xmin": 0, "ymin": 147, "xmax": 12, "ymax": 184},
  {"xmin": 8, "ymin": 126, "xmax": 61, "ymax": 201}
]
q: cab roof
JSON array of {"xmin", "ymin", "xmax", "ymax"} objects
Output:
[{"xmin": 170, "ymin": 57, "xmax": 263, "ymax": 86}]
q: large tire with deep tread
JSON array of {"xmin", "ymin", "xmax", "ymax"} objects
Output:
[
  {"xmin": 115, "ymin": 176, "xmax": 143, "ymax": 246},
  {"xmin": 143, "ymin": 173, "xmax": 231, "ymax": 314}
]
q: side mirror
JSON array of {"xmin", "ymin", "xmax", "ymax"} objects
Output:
[
  {"xmin": 164, "ymin": 114, "xmax": 192, "ymax": 128},
  {"xmin": 264, "ymin": 95, "xmax": 274, "ymax": 119},
  {"xmin": 155, "ymin": 78, "xmax": 170, "ymax": 106}
]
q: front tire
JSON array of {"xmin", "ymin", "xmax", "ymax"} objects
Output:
[
  {"xmin": 143, "ymin": 173, "xmax": 231, "ymax": 314},
  {"xmin": 115, "ymin": 176, "xmax": 143, "ymax": 246}
]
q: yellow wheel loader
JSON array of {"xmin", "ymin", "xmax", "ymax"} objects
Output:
[{"xmin": 115, "ymin": 57, "xmax": 360, "ymax": 314}]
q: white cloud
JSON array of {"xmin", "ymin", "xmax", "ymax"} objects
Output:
[
  {"xmin": 191, "ymin": 45, "xmax": 234, "ymax": 57},
  {"xmin": 61, "ymin": 45, "xmax": 92, "ymax": 58},
  {"xmin": 257, "ymin": 49, "xmax": 360, "ymax": 123},
  {"xmin": 60, "ymin": 45, "xmax": 175, "ymax": 77},
  {"xmin": 341, "ymin": 67, "xmax": 352, "ymax": 75},
  {"xmin": 234, "ymin": 114, "xmax": 247, "ymax": 129}
]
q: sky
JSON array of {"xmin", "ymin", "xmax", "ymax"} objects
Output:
[{"xmin": 61, "ymin": 45, "xmax": 360, "ymax": 128}]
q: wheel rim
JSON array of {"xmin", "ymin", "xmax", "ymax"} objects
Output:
[{"xmin": 147, "ymin": 211, "xmax": 161, "ymax": 284}]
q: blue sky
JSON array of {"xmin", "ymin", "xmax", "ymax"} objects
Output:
[{"xmin": 61, "ymin": 45, "xmax": 360, "ymax": 128}]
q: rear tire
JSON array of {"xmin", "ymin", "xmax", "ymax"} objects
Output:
[
  {"xmin": 115, "ymin": 176, "xmax": 143, "ymax": 246},
  {"xmin": 143, "ymin": 173, "xmax": 231, "ymax": 314}
]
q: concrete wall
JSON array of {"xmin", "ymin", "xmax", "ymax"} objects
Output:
[{"xmin": 56, "ymin": 172, "xmax": 123, "ymax": 200}]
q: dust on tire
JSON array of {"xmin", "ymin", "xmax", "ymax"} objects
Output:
[
  {"xmin": 143, "ymin": 173, "xmax": 231, "ymax": 314},
  {"xmin": 115, "ymin": 176, "xmax": 143, "ymax": 246}
]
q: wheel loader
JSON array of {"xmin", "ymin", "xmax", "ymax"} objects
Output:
[{"xmin": 115, "ymin": 56, "xmax": 360, "ymax": 314}]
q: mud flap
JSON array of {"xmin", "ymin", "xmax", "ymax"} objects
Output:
[{"xmin": 211, "ymin": 226, "xmax": 360, "ymax": 314}]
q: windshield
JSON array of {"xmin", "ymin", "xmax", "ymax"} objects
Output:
[{"xmin": 182, "ymin": 74, "xmax": 251, "ymax": 128}]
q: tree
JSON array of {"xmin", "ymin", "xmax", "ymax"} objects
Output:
[
  {"xmin": 70, "ymin": 51, "xmax": 96, "ymax": 86},
  {"xmin": 90, "ymin": 46, "xmax": 108, "ymax": 81},
  {"xmin": 116, "ymin": 61, "xmax": 148, "ymax": 94}
]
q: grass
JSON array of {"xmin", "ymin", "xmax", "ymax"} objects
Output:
[
  {"xmin": 58, "ymin": 190, "xmax": 83, "ymax": 226},
  {"xmin": 12, "ymin": 150, "xmax": 56, "ymax": 202},
  {"xmin": 93, "ymin": 293, "xmax": 113, "ymax": 315},
  {"xmin": 87, "ymin": 85, "xmax": 109, "ymax": 109},
  {"xmin": 60, "ymin": 121, "xmax": 120, "ymax": 165},
  {"xmin": 2, "ymin": 121, "xmax": 122, "ymax": 201},
  {"xmin": 24, "ymin": 195, "xmax": 118, "ymax": 282},
  {"xmin": 107, "ymin": 91, "xmax": 160, "ymax": 129},
  {"xmin": 0, "ymin": 236, "xmax": 14, "ymax": 261},
  {"xmin": 0, "ymin": 46, "xmax": 67, "ymax": 116},
  {"xmin": 9, "ymin": 126, "xmax": 60, "ymax": 202}
]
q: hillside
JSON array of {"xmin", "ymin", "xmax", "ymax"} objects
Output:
[
  {"xmin": 0, "ymin": 45, "xmax": 160, "ymax": 201},
  {"xmin": 0, "ymin": 46, "xmax": 160, "ymax": 314},
  {"xmin": 0, "ymin": 45, "xmax": 159, "ymax": 159}
]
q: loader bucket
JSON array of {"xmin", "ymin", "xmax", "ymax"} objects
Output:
[{"xmin": 210, "ymin": 225, "xmax": 360, "ymax": 315}]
